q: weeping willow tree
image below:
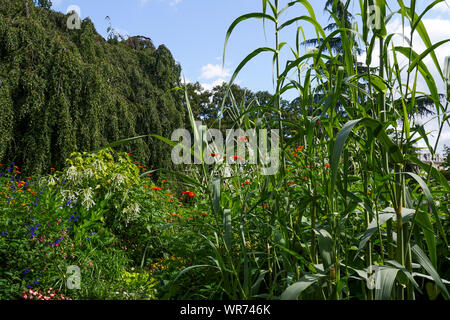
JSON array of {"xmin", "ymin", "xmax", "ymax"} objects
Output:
[{"xmin": 0, "ymin": 0, "xmax": 185, "ymax": 174}]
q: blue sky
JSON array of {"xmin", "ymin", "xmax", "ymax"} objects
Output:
[{"xmin": 50, "ymin": 0, "xmax": 450, "ymax": 154}]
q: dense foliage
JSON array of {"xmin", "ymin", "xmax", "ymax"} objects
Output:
[
  {"xmin": 0, "ymin": 0, "xmax": 184, "ymax": 175},
  {"xmin": 0, "ymin": 0, "xmax": 449, "ymax": 302}
]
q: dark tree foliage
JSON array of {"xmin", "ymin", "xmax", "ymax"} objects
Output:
[{"xmin": 0, "ymin": 1, "xmax": 184, "ymax": 174}]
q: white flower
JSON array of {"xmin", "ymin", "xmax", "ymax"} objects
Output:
[
  {"xmin": 83, "ymin": 168, "xmax": 94, "ymax": 179},
  {"xmin": 81, "ymin": 187, "xmax": 95, "ymax": 210},
  {"xmin": 123, "ymin": 203, "xmax": 141, "ymax": 226},
  {"xmin": 91, "ymin": 160, "xmax": 106, "ymax": 172},
  {"xmin": 61, "ymin": 189, "xmax": 79, "ymax": 203},
  {"xmin": 65, "ymin": 166, "xmax": 81, "ymax": 185},
  {"xmin": 112, "ymin": 174, "xmax": 125, "ymax": 189}
]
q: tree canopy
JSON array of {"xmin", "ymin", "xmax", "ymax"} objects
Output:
[{"xmin": 0, "ymin": 0, "xmax": 184, "ymax": 174}]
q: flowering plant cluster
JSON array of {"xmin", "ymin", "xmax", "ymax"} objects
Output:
[{"xmin": 22, "ymin": 288, "xmax": 72, "ymax": 300}]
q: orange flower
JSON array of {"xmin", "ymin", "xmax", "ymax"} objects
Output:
[
  {"xmin": 188, "ymin": 192, "xmax": 198, "ymax": 198},
  {"xmin": 22, "ymin": 203, "xmax": 27, "ymax": 207},
  {"xmin": 324, "ymin": 164, "xmax": 330, "ymax": 168},
  {"xmin": 51, "ymin": 168, "xmax": 56, "ymax": 171},
  {"xmin": 27, "ymin": 188, "xmax": 32, "ymax": 192},
  {"xmin": 200, "ymin": 212, "xmax": 208, "ymax": 217},
  {"xmin": 237, "ymin": 136, "xmax": 248, "ymax": 142},
  {"xmin": 152, "ymin": 187, "xmax": 163, "ymax": 191}
]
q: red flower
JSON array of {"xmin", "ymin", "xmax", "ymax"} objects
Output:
[
  {"xmin": 324, "ymin": 164, "xmax": 330, "ymax": 168},
  {"xmin": 237, "ymin": 136, "xmax": 248, "ymax": 142},
  {"xmin": 188, "ymin": 192, "xmax": 198, "ymax": 198},
  {"xmin": 289, "ymin": 182, "xmax": 295, "ymax": 185}
]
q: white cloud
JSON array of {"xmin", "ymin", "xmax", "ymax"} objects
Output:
[
  {"xmin": 199, "ymin": 64, "xmax": 231, "ymax": 80},
  {"xmin": 201, "ymin": 78, "xmax": 227, "ymax": 92},
  {"xmin": 431, "ymin": 0, "xmax": 450, "ymax": 16},
  {"xmin": 170, "ymin": 0, "xmax": 183, "ymax": 6},
  {"xmin": 140, "ymin": 0, "xmax": 182, "ymax": 6},
  {"xmin": 357, "ymin": 16, "xmax": 450, "ymax": 155}
]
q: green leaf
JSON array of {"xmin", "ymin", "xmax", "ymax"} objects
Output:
[
  {"xmin": 223, "ymin": 13, "xmax": 276, "ymax": 65},
  {"xmin": 395, "ymin": 46, "xmax": 441, "ymax": 109},
  {"xmin": 407, "ymin": 39, "xmax": 450, "ymax": 75},
  {"xmin": 412, "ymin": 244, "xmax": 449, "ymax": 299},
  {"xmin": 280, "ymin": 273, "xmax": 324, "ymax": 300},
  {"xmin": 374, "ymin": 266, "xmax": 399, "ymax": 300},
  {"xmin": 316, "ymin": 229, "xmax": 333, "ymax": 269},
  {"xmin": 404, "ymin": 172, "xmax": 448, "ymax": 248},
  {"xmin": 212, "ymin": 178, "xmax": 222, "ymax": 216},
  {"xmin": 229, "ymin": 47, "xmax": 277, "ymax": 85},
  {"xmin": 407, "ymin": 155, "xmax": 450, "ymax": 192},
  {"xmin": 330, "ymin": 118, "xmax": 403, "ymax": 197},
  {"xmin": 223, "ymin": 209, "xmax": 232, "ymax": 251}
]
